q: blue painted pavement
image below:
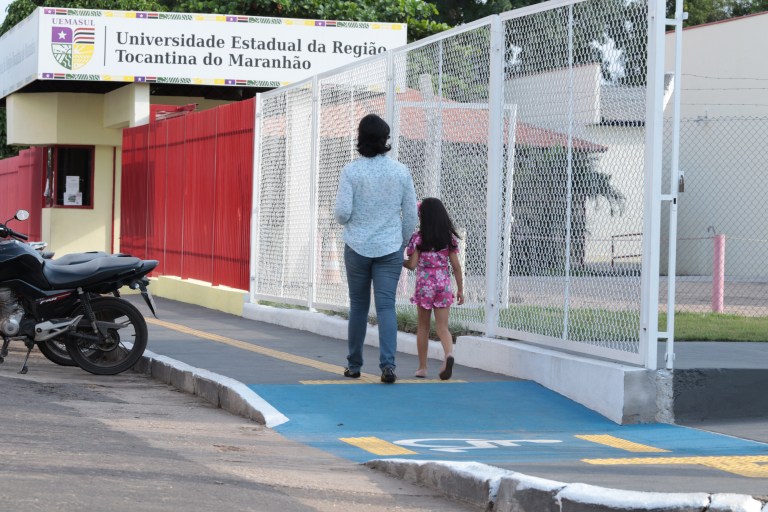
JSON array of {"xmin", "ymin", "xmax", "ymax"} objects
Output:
[{"xmin": 249, "ymin": 381, "xmax": 768, "ymax": 464}]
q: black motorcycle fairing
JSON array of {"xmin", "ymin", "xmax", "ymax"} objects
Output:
[
  {"xmin": 0, "ymin": 240, "xmax": 50, "ymax": 290},
  {"xmin": 1, "ymin": 279, "xmax": 79, "ymax": 318}
]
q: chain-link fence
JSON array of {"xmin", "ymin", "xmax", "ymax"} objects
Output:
[
  {"xmin": 659, "ymin": 117, "xmax": 768, "ymax": 318},
  {"xmin": 252, "ymin": 0, "xmax": 660, "ymax": 365}
]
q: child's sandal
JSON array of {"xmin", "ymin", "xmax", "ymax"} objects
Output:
[
  {"xmin": 439, "ymin": 355, "xmax": 454, "ymax": 381},
  {"xmin": 414, "ymin": 368, "xmax": 427, "ymax": 378}
]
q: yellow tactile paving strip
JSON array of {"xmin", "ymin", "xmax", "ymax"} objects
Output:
[
  {"xmin": 575, "ymin": 434, "xmax": 670, "ymax": 453},
  {"xmin": 583, "ymin": 455, "xmax": 768, "ymax": 478},
  {"xmin": 147, "ymin": 317, "xmax": 356, "ymax": 374},
  {"xmin": 340, "ymin": 436, "xmax": 417, "ymax": 456},
  {"xmin": 147, "ymin": 318, "xmax": 463, "ymax": 384}
]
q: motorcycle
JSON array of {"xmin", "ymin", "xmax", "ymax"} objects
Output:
[
  {"xmin": 24, "ymin": 236, "xmax": 147, "ymax": 367},
  {"xmin": 35, "ymin": 250, "xmax": 140, "ymax": 367},
  {"xmin": 0, "ymin": 210, "xmax": 158, "ymax": 375},
  {"xmin": 28, "ymin": 241, "xmax": 53, "ymax": 259}
]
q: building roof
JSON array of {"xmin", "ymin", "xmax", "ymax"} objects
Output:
[
  {"xmin": 667, "ymin": 9, "xmax": 768, "ymax": 33},
  {"xmin": 263, "ymin": 88, "xmax": 607, "ymax": 152}
]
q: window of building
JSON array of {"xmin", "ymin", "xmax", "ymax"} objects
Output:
[{"xmin": 44, "ymin": 146, "xmax": 94, "ymax": 208}]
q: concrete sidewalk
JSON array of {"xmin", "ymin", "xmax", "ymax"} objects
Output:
[{"xmin": 119, "ymin": 295, "xmax": 768, "ymax": 512}]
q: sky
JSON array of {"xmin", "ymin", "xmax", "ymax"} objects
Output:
[{"xmin": 0, "ymin": 0, "xmax": 10, "ymax": 26}]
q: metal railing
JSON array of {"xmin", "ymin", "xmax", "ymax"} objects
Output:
[
  {"xmin": 251, "ymin": 0, "xmax": 666, "ymax": 366},
  {"xmin": 660, "ymin": 117, "xmax": 768, "ymax": 318}
]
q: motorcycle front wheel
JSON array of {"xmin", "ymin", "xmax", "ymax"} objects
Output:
[{"xmin": 65, "ymin": 297, "xmax": 148, "ymax": 375}]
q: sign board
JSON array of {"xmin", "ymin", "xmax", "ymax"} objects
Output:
[
  {"xmin": 1, "ymin": 7, "xmax": 407, "ymax": 96},
  {"xmin": 0, "ymin": 10, "xmax": 40, "ymax": 99}
]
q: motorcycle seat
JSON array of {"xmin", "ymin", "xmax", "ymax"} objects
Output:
[
  {"xmin": 48, "ymin": 251, "xmax": 111, "ymax": 265},
  {"xmin": 43, "ymin": 256, "xmax": 145, "ymax": 289}
]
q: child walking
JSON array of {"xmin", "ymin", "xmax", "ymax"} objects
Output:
[{"xmin": 403, "ymin": 197, "xmax": 464, "ymax": 380}]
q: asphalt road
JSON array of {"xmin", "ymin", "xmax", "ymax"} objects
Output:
[{"xmin": 0, "ymin": 347, "xmax": 475, "ymax": 512}]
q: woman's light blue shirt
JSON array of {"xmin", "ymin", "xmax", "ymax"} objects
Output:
[{"xmin": 334, "ymin": 154, "xmax": 418, "ymax": 258}]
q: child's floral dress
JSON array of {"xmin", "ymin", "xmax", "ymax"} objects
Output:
[{"xmin": 406, "ymin": 231, "xmax": 459, "ymax": 310}]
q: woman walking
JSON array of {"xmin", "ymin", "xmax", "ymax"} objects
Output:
[{"xmin": 334, "ymin": 114, "xmax": 418, "ymax": 384}]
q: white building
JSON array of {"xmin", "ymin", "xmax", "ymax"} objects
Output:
[{"xmin": 663, "ymin": 12, "xmax": 768, "ymax": 278}]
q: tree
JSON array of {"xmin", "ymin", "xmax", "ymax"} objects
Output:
[
  {"xmin": 665, "ymin": 0, "xmax": 768, "ymax": 26},
  {"xmin": 508, "ymin": 147, "xmax": 625, "ymax": 274},
  {"xmin": 2, "ymin": 0, "xmax": 450, "ymax": 42},
  {"xmin": 0, "ymin": 109, "xmax": 19, "ymax": 159},
  {"xmin": 431, "ymin": 0, "xmax": 550, "ymax": 25},
  {"xmin": 1, "ymin": 0, "xmax": 168, "ymax": 35},
  {"xmin": 502, "ymin": 0, "xmax": 649, "ymax": 86},
  {"xmin": 729, "ymin": 0, "xmax": 768, "ymax": 17}
]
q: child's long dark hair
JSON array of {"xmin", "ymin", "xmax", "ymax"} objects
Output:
[{"xmin": 418, "ymin": 197, "xmax": 460, "ymax": 252}]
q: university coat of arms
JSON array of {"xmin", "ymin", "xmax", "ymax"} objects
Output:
[{"xmin": 51, "ymin": 26, "xmax": 95, "ymax": 70}]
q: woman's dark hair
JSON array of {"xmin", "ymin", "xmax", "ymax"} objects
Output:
[
  {"xmin": 357, "ymin": 114, "xmax": 391, "ymax": 157},
  {"xmin": 418, "ymin": 197, "xmax": 460, "ymax": 252}
]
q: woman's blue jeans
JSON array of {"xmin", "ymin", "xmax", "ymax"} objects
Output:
[{"xmin": 344, "ymin": 245, "xmax": 402, "ymax": 371}]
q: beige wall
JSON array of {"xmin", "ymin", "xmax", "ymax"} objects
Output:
[
  {"xmin": 112, "ymin": 149, "xmax": 123, "ymax": 253},
  {"xmin": 504, "ymin": 64, "xmax": 602, "ymax": 130},
  {"xmin": 7, "ymin": 92, "xmax": 121, "ymax": 146},
  {"xmin": 583, "ymin": 125, "xmax": 646, "ymax": 266},
  {"xmin": 664, "ymin": 13, "xmax": 768, "ymax": 119},
  {"xmin": 662, "ymin": 14, "xmax": 768, "ymax": 276},
  {"xmin": 104, "ymin": 83, "xmax": 150, "ymax": 128}
]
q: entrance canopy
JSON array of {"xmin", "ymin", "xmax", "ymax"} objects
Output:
[{"xmin": 0, "ymin": 7, "xmax": 407, "ymax": 100}]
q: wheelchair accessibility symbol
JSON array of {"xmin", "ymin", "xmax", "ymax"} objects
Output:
[{"xmin": 394, "ymin": 438, "xmax": 562, "ymax": 453}]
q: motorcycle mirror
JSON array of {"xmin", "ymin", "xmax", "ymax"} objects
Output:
[{"xmin": 14, "ymin": 210, "xmax": 30, "ymax": 221}]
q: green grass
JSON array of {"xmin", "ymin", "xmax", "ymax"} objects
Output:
[
  {"xmin": 257, "ymin": 300, "xmax": 308, "ymax": 311},
  {"xmin": 319, "ymin": 306, "xmax": 478, "ymax": 342},
  {"xmin": 660, "ymin": 312, "xmax": 768, "ymax": 342},
  {"xmin": 259, "ymin": 300, "xmax": 768, "ymax": 342},
  {"xmin": 498, "ymin": 306, "xmax": 641, "ymax": 343},
  {"xmin": 395, "ymin": 307, "xmax": 481, "ymax": 341}
]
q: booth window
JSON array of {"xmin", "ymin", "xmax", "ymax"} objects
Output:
[{"xmin": 46, "ymin": 146, "xmax": 94, "ymax": 208}]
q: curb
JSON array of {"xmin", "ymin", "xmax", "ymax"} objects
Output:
[
  {"xmin": 365, "ymin": 460, "xmax": 768, "ymax": 512},
  {"xmin": 131, "ymin": 348, "xmax": 288, "ymax": 428},
  {"xmin": 131, "ymin": 348, "xmax": 768, "ymax": 511}
]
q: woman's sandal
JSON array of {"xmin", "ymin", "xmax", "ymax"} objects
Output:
[
  {"xmin": 439, "ymin": 355, "xmax": 454, "ymax": 381},
  {"xmin": 414, "ymin": 368, "xmax": 427, "ymax": 378}
]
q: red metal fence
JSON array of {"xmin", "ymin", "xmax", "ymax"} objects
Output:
[
  {"xmin": 0, "ymin": 147, "xmax": 45, "ymax": 242},
  {"xmin": 121, "ymin": 99, "xmax": 254, "ymax": 290}
]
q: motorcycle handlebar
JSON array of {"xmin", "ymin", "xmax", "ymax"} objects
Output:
[{"xmin": 0, "ymin": 225, "xmax": 29, "ymax": 241}]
